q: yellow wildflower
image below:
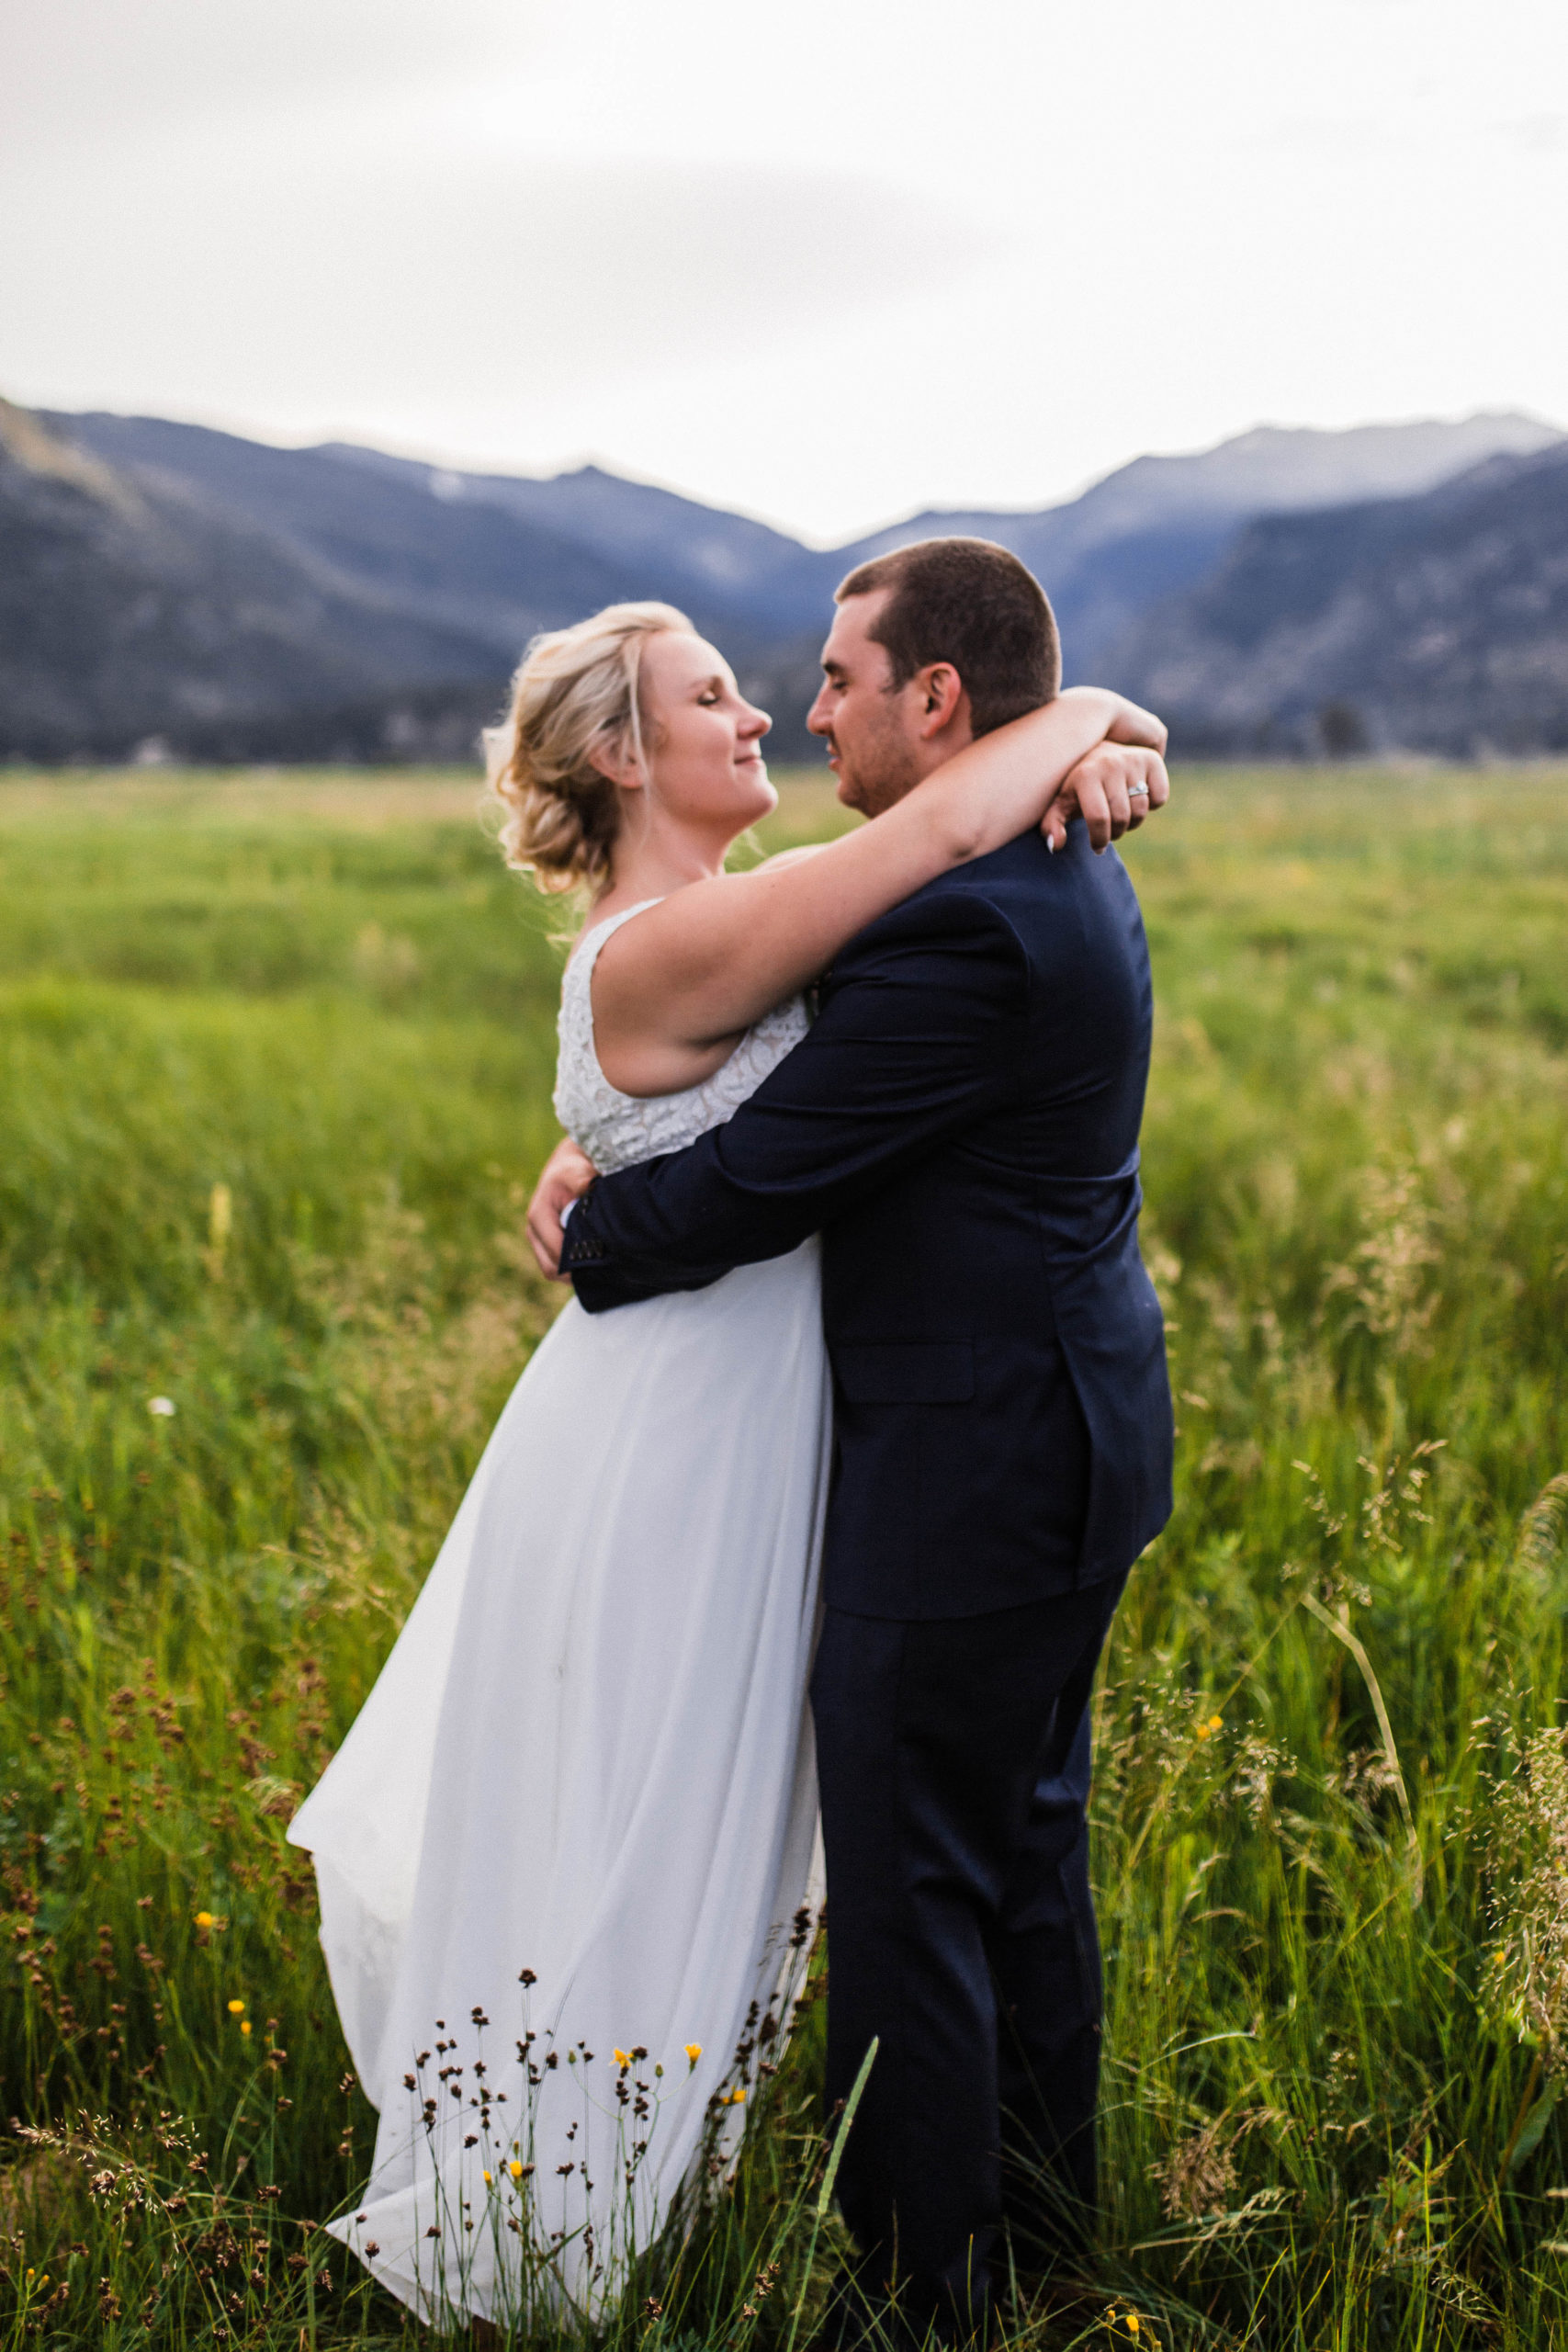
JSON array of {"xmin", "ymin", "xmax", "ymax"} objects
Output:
[
  {"xmin": 684, "ymin": 2042, "xmax": 702, "ymax": 2064},
  {"xmin": 1208, "ymin": 1714, "xmax": 1223, "ymax": 1734},
  {"xmin": 241, "ymin": 2021, "xmax": 252, "ymax": 2037},
  {"xmin": 1195, "ymin": 1721, "xmax": 1213, "ymax": 1741},
  {"xmin": 508, "ymin": 2161, "xmax": 525, "ymax": 2181},
  {"xmin": 195, "ymin": 1912, "xmax": 215, "ymax": 1929},
  {"xmin": 1127, "ymin": 2317, "xmax": 1141, "ymax": 2338},
  {"xmin": 730, "ymin": 2086, "xmax": 746, "ymax": 2104},
  {"xmin": 482, "ymin": 2170, "xmax": 493, "ymax": 2187},
  {"xmin": 614, "ymin": 2047, "xmax": 634, "ymax": 2070},
  {"xmin": 228, "ymin": 1999, "xmax": 246, "ymax": 2016}
]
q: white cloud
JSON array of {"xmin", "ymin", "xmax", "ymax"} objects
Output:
[
  {"xmin": 1496, "ymin": 114, "xmax": 1568, "ymax": 152},
  {"xmin": 0, "ymin": 0, "xmax": 548, "ymax": 153}
]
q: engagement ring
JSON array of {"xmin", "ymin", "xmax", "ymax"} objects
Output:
[{"xmin": 1128, "ymin": 782, "xmax": 1150, "ymax": 797}]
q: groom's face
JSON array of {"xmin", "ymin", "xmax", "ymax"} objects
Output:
[{"xmin": 807, "ymin": 592, "xmax": 931, "ymax": 819}]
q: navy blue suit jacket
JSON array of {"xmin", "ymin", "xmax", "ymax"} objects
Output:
[{"xmin": 560, "ymin": 823, "xmax": 1173, "ymax": 1620}]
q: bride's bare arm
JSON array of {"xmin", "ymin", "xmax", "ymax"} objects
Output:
[{"xmin": 592, "ymin": 686, "xmax": 1166, "ymax": 1093}]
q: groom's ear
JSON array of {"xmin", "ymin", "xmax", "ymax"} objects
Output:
[{"xmin": 912, "ymin": 662, "xmax": 966, "ymax": 741}]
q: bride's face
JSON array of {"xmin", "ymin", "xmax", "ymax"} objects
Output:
[{"xmin": 638, "ymin": 632, "xmax": 776, "ymax": 835}]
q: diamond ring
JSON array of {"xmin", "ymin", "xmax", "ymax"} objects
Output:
[{"xmin": 1128, "ymin": 782, "xmax": 1150, "ymax": 797}]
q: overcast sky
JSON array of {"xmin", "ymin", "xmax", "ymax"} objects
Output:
[{"xmin": 3, "ymin": 0, "xmax": 1565, "ymax": 540}]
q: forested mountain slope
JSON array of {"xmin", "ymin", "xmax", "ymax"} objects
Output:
[
  {"xmin": 1, "ymin": 401, "xmax": 515, "ymax": 761},
  {"xmin": 1109, "ymin": 443, "xmax": 1568, "ymax": 757}
]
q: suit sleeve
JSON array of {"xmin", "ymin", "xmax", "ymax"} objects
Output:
[{"xmin": 559, "ymin": 895, "xmax": 1028, "ymax": 1312}]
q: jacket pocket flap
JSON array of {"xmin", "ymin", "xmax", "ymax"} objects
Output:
[{"xmin": 834, "ymin": 1341, "xmax": 975, "ymax": 1405}]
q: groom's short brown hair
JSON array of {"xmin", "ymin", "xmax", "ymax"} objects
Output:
[{"xmin": 835, "ymin": 537, "xmax": 1061, "ymax": 738}]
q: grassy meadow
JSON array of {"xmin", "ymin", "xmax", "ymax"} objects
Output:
[{"xmin": 2, "ymin": 762, "xmax": 1568, "ymax": 2350}]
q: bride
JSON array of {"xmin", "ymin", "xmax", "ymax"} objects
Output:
[{"xmin": 287, "ymin": 598, "xmax": 1166, "ymax": 2325}]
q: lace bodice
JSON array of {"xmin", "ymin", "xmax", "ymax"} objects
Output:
[{"xmin": 552, "ymin": 899, "xmax": 809, "ymax": 1174}]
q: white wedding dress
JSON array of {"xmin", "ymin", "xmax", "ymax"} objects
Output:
[{"xmin": 288, "ymin": 901, "xmax": 829, "ymax": 2324}]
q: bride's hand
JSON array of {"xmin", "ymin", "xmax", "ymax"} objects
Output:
[
  {"xmin": 1043, "ymin": 744, "xmax": 1170, "ymax": 854},
  {"xmin": 1102, "ymin": 692, "xmax": 1168, "ymax": 754},
  {"xmin": 527, "ymin": 1136, "xmax": 600, "ymax": 1279}
]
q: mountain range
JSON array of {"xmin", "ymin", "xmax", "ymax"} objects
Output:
[
  {"xmin": 2, "ymin": 396, "xmax": 1562, "ymax": 763},
  {"xmin": 1111, "ymin": 441, "xmax": 1568, "ymax": 756}
]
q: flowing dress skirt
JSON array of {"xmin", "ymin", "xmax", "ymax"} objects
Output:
[{"xmin": 288, "ymin": 1240, "xmax": 829, "ymax": 2322}]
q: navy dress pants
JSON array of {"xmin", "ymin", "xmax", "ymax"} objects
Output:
[{"xmin": 809, "ymin": 1573, "xmax": 1127, "ymax": 2332}]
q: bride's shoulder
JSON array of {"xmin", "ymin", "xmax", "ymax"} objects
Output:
[
  {"xmin": 750, "ymin": 843, "xmax": 832, "ymax": 874},
  {"xmin": 563, "ymin": 893, "xmax": 666, "ymax": 978}
]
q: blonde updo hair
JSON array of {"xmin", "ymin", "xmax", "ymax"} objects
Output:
[{"xmin": 486, "ymin": 601, "xmax": 694, "ymax": 895}]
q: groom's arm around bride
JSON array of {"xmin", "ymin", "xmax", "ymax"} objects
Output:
[{"xmin": 548, "ymin": 539, "xmax": 1175, "ymax": 2335}]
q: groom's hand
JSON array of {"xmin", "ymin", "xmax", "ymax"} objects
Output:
[
  {"xmin": 1043, "ymin": 745, "xmax": 1170, "ymax": 854},
  {"xmin": 527, "ymin": 1136, "xmax": 600, "ymax": 1279}
]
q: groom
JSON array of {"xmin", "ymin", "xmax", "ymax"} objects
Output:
[{"xmin": 532, "ymin": 538, "xmax": 1173, "ymax": 2335}]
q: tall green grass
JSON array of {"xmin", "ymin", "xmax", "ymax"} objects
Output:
[{"xmin": 3, "ymin": 765, "xmax": 1568, "ymax": 2349}]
